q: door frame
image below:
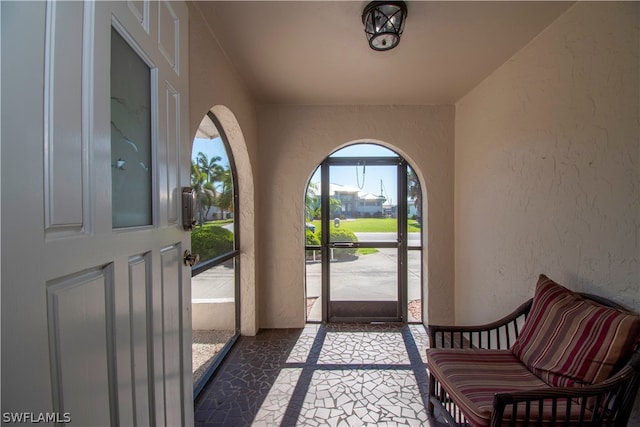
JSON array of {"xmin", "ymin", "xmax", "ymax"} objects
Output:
[
  {"xmin": 191, "ymin": 111, "xmax": 242, "ymax": 398},
  {"xmin": 317, "ymin": 150, "xmax": 409, "ymax": 323}
]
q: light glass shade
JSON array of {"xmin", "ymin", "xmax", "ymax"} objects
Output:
[{"xmin": 362, "ymin": 1, "xmax": 407, "ymax": 51}]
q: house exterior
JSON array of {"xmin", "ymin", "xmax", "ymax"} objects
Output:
[
  {"xmin": 313, "ymin": 183, "xmax": 389, "ymax": 218},
  {"xmin": 2, "ymin": 1, "xmax": 638, "ymax": 424},
  {"xmin": 331, "ymin": 183, "xmax": 386, "ymax": 218}
]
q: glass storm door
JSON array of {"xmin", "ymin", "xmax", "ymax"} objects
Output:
[{"xmin": 320, "ymin": 145, "xmax": 408, "ymax": 322}]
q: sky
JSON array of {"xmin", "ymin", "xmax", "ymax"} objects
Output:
[
  {"xmin": 191, "ymin": 137, "xmax": 229, "ymax": 169},
  {"xmin": 310, "ymin": 164, "xmax": 398, "ymax": 205},
  {"xmin": 192, "ymin": 140, "xmax": 400, "ymax": 204},
  {"xmin": 310, "ymin": 144, "xmax": 399, "ymax": 204}
]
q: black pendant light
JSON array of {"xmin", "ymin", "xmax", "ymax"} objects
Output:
[{"xmin": 362, "ymin": 1, "xmax": 408, "ymax": 51}]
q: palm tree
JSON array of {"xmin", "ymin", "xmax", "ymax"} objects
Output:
[
  {"xmin": 215, "ymin": 166, "xmax": 234, "ymax": 219},
  {"xmin": 197, "ymin": 152, "xmax": 223, "ymax": 185},
  {"xmin": 196, "ymin": 151, "xmax": 227, "ymax": 219},
  {"xmin": 191, "ymin": 160, "xmax": 215, "ymax": 225},
  {"xmin": 202, "ymin": 181, "xmax": 216, "ymax": 220},
  {"xmin": 305, "ymin": 181, "xmax": 342, "ymax": 220},
  {"xmin": 305, "ymin": 182, "xmax": 320, "ymax": 221},
  {"xmin": 407, "ymin": 167, "xmax": 422, "ymax": 222}
]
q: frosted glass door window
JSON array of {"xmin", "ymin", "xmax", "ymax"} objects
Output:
[{"xmin": 111, "ymin": 28, "xmax": 152, "ymax": 228}]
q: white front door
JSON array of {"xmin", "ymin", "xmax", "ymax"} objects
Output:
[{"xmin": 2, "ymin": 1, "xmax": 192, "ymax": 425}]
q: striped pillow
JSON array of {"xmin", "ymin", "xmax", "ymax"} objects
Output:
[{"xmin": 511, "ymin": 274, "xmax": 640, "ymax": 387}]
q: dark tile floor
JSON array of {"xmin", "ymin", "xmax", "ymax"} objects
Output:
[{"xmin": 194, "ymin": 323, "xmax": 446, "ymax": 426}]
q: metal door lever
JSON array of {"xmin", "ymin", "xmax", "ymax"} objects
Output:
[
  {"xmin": 332, "ymin": 242, "xmax": 355, "ymax": 248},
  {"xmin": 183, "ymin": 250, "xmax": 200, "ymax": 267}
]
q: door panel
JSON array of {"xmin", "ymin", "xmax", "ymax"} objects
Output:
[
  {"xmin": 329, "ymin": 248, "xmax": 399, "ymax": 321},
  {"xmin": 325, "ymin": 161, "xmax": 402, "ymax": 322},
  {"xmin": 161, "ymin": 244, "xmax": 184, "ymax": 426},
  {"xmin": 128, "ymin": 253, "xmax": 152, "ymax": 426},
  {"xmin": 329, "ymin": 249, "xmax": 398, "ymax": 301},
  {"xmin": 1, "ymin": 0, "xmax": 191, "ymax": 424},
  {"xmin": 328, "ymin": 164, "xmax": 398, "ymax": 242},
  {"xmin": 44, "ymin": 0, "xmax": 86, "ymax": 236},
  {"xmin": 47, "ymin": 266, "xmax": 113, "ymax": 425},
  {"xmin": 165, "ymin": 84, "xmax": 180, "ymax": 225},
  {"xmin": 158, "ymin": 1, "xmax": 179, "ymax": 71}
]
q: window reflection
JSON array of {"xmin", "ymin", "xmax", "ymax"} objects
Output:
[{"xmin": 110, "ymin": 27, "xmax": 152, "ymax": 228}]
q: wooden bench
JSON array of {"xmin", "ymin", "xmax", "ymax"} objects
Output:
[{"xmin": 427, "ymin": 274, "xmax": 640, "ymax": 427}]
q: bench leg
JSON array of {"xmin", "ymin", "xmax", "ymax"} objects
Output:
[{"xmin": 428, "ymin": 372, "xmax": 435, "ymax": 415}]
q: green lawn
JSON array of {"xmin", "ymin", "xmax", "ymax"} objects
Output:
[
  {"xmin": 356, "ymin": 248, "xmax": 379, "ymax": 255},
  {"xmin": 205, "ymin": 219, "xmax": 234, "ymax": 227},
  {"xmin": 311, "ymin": 218, "xmax": 421, "ymax": 233}
]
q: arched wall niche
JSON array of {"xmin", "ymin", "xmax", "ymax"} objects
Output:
[
  {"xmin": 257, "ymin": 104, "xmax": 454, "ymax": 329},
  {"xmin": 303, "ymin": 138, "xmax": 430, "ymax": 323}
]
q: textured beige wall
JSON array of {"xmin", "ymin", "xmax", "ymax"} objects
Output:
[
  {"xmin": 257, "ymin": 105, "xmax": 455, "ymax": 328},
  {"xmin": 188, "ymin": 3, "xmax": 260, "ymax": 335},
  {"xmin": 188, "ymin": 0, "xmax": 638, "ymax": 338},
  {"xmin": 455, "ymin": 2, "xmax": 639, "ymax": 325}
]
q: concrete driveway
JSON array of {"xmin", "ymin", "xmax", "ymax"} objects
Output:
[
  {"xmin": 192, "ymin": 231, "xmax": 423, "ymax": 321},
  {"xmin": 306, "ymin": 231, "xmax": 423, "ymax": 321},
  {"xmin": 305, "ymin": 248, "xmax": 421, "ymax": 300}
]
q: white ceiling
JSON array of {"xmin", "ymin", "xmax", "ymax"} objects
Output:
[{"xmin": 193, "ymin": 1, "xmax": 574, "ymax": 105}]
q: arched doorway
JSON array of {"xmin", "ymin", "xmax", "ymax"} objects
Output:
[
  {"xmin": 190, "ymin": 111, "xmax": 241, "ymax": 397},
  {"xmin": 305, "ymin": 143, "xmax": 423, "ymax": 323}
]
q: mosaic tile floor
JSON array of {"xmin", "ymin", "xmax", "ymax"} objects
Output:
[{"xmin": 194, "ymin": 323, "xmax": 446, "ymax": 426}]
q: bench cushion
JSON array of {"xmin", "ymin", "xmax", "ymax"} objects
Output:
[
  {"xmin": 511, "ymin": 275, "xmax": 640, "ymax": 387},
  {"xmin": 427, "ymin": 349, "xmax": 549, "ymax": 427}
]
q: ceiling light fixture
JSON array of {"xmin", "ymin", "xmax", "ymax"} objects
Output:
[{"xmin": 362, "ymin": 1, "xmax": 407, "ymax": 51}]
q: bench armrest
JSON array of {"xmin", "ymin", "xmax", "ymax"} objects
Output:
[
  {"xmin": 490, "ymin": 354, "xmax": 640, "ymax": 427},
  {"xmin": 428, "ymin": 299, "xmax": 533, "ymax": 349}
]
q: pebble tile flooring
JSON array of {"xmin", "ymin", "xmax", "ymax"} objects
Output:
[{"xmin": 194, "ymin": 323, "xmax": 446, "ymax": 426}]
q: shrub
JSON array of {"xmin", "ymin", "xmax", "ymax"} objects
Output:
[
  {"xmin": 306, "ymin": 229, "xmax": 320, "ymax": 246},
  {"xmin": 305, "ymin": 229, "xmax": 321, "ymax": 258},
  {"xmin": 191, "ymin": 225, "xmax": 234, "ymax": 261},
  {"xmin": 330, "ymin": 228, "xmax": 358, "ymax": 258}
]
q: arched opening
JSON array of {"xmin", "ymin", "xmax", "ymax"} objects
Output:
[
  {"xmin": 190, "ymin": 111, "xmax": 241, "ymax": 397},
  {"xmin": 305, "ymin": 142, "xmax": 424, "ymax": 323},
  {"xmin": 209, "ymin": 105, "xmax": 257, "ymax": 337}
]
